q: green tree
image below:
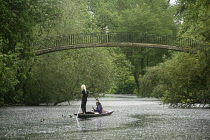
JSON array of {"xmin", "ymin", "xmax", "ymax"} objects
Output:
[
  {"xmin": 35, "ymin": 0, "xmax": 95, "ymax": 38},
  {"xmin": 87, "ymin": 0, "xmax": 120, "ymax": 32},
  {"xmin": 160, "ymin": 53, "xmax": 200, "ymax": 104},
  {"xmin": 139, "ymin": 66, "xmax": 164, "ymax": 98},
  {"xmin": 174, "ymin": 0, "xmax": 210, "ymax": 106},
  {"xmin": 23, "ymin": 0, "xmax": 118, "ymax": 105},
  {"xmin": 118, "ymin": 0, "xmax": 177, "ymax": 93},
  {"xmin": 0, "ymin": 51, "xmax": 19, "ymax": 104},
  {"xmin": 87, "ymin": 0, "xmax": 178, "ymax": 94},
  {"xmin": 141, "ymin": 52, "xmax": 210, "ymax": 106},
  {"xmin": 107, "ymin": 47, "xmax": 135, "ymax": 94},
  {"xmin": 177, "ymin": 0, "xmax": 210, "ymax": 42},
  {"xmin": 25, "ymin": 48, "xmax": 118, "ymax": 105},
  {"xmin": 0, "ymin": 0, "xmax": 61, "ymax": 105}
]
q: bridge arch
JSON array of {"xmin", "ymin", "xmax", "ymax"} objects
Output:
[{"xmin": 35, "ymin": 32, "xmax": 207, "ymax": 55}]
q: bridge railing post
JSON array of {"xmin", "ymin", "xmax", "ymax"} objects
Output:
[
  {"xmin": 107, "ymin": 32, "xmax": 110, "ymax": 43},
  {"xmin": 55, "ymin": 39, "xmax": 59, "ymax": 47},
  {"xmin": 99, "ymin": 33, "xmax": 101, "ymax": 43},
  {"xmin": 72, "ymin": 34, "xmax": 74, "ymax": 45},
  {"xmin": 89, "ymin": 33, "xmax": 92, "ymax": 44}
]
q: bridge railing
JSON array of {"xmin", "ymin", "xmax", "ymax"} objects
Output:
[{"xmin": 34, "ymin": 32, "xmax": 208, "ymax": 51}]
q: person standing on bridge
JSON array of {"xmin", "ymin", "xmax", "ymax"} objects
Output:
[{"xmin": 81, "ymin": 84, "xmax": 88, "ymax": 114}]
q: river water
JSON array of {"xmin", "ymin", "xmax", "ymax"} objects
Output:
[{"xmin": 0, "ymin": 95, "xmax": 209, "ymax": 140}]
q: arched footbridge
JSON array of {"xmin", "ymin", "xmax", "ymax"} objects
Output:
[{"xmin": 34, "ymin": 32, "xmax": 209, "ymax": 55}]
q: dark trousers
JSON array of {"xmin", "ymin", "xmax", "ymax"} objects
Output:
[{"xmin": 81, "ymin": 99, "xmax": 87, "ymax": 113}]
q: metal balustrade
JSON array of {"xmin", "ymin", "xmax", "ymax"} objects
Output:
[{"xmin": 34, "ymin": 32, "xmax": 209, "ymax": 55}]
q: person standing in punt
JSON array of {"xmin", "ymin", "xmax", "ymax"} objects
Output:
[{"xmin": 81, "ymin": 84, "xmax": 88, "ymax": 114}]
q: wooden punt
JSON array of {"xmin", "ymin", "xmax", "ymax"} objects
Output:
[{"xmin": 74, "ymin": 110, "xmax": 114, "ymax": 118}]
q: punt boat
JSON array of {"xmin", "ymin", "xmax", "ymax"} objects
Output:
[{"xmin": 74, "ymin": 110, "xmax": 114, "ymax": 118}]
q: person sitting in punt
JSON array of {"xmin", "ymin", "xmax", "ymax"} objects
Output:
[{"xmin": 93, "ymin": 102, "xmax": 103, "ymax": 114}]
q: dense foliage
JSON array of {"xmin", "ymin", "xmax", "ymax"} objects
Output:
[
  {"xmin": 1, "ymin": 0, "xmax": 209, "ymax": 106},
  {"xmin": 138, "ymin": 0, "xmax": 210, "ymax": 106},
  {"xmin": 0, "ymin": 0, "xmax": 60, "ymax": 105},
  {"xmin": 139, "ymin": 53, "xmax": 210, "ymax": 106},
  {"xmin": 25, "ymin": 48, "xmax": 118, "ymax": 105},
  {"xmin": 87, "ymin": 0, "xmax": 177, "ymax": 93}
]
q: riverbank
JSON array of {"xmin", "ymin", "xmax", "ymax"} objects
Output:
[{"xmin": 1, "ymin": 94, "xmax": 209, "ymax": 109}]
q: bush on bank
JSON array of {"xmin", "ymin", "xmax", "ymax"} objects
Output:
[{"xmin": 139, "ymin": 52, "xmax": 210, "ymax": 107}]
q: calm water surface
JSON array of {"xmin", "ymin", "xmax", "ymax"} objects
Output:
[{"xmin": 0, "ymin": 95, "xmax": 209, "ymax": 140}]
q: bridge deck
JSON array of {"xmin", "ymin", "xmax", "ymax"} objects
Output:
[
  {"xmin": 36, "ymin": 43, "xmax": 190, "ymax": 55},
  {"xmin": 34, "ymin": 32, "xmax": 208, "ymax": 55}
]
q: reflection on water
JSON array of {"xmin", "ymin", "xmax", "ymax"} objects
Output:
[
  {"xmin": 0, "ymin": 95, "xmax": 209, "ymax": 140},
  {"xmin": 126, "ymin": 114, "xmax": 163, "ymax": 128}
]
